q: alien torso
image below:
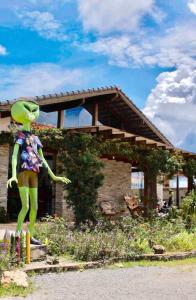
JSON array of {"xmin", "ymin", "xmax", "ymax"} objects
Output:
[{"xmin": 15, "ymin": 130, "xmax": 43, "ymax": 173}]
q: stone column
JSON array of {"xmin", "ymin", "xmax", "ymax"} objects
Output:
[
  {"xmin": 0, "ymin": 144, "xmax": 10, "ymax": 209},
  {"xmin": 97, "ymin": 159, "xmax": 131, "ymax": 215}
]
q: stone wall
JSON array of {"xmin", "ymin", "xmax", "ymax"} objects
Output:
[
  {"xmin": 54, "ymin": 182, "xmax": 74, "ymax": 221},
  {"xmin": 54, "ymin": 155, "xmax": 75, "ymax": 222},
  {"xmin": 97, "ymin": 159, "xmax": 132, "ymax": 215},
  {"xmin": 0, "ymin": 144, "xmax": 9, "ymax": 209},
  {"xmin": 54, "ymin": 157, "xmax": 132, "ymax": 220},
  {"xmin": 0, "ymin": 117, "xmax": 10, "ymax": 132}
]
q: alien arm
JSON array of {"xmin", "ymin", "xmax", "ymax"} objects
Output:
[
  {"xmin": 38, "ymin": 148, "xmax": 56, "ymax": 180},
  {"xmin": 12, "ymin": 143, "xmax": 19, "ymax": 177},
  {"xmin": 38, "ymin": 148, "xmax": 71, "ymax": 184},
  {"xmin": 7, "ymin": 143, "xmax": 19, "ymax": 187}
]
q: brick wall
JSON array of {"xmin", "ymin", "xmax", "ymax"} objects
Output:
[
  {"xmin": 0, "ymin": 144, "xmax": 9, "ymax": 209},
  {"xmin": 97, "ymin": 159, "xmax": 132, "ymax": 215}
]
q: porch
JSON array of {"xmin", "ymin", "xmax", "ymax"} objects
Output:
[{"xmin": 0, "ymin": 86, "xmax": 195, "ymax": 220}]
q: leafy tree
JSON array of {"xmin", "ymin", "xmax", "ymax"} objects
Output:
[{"xmin": 183, "ymin": 159, "xmax": 196, "ymax": 191}]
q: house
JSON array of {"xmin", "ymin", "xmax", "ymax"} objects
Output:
[{"xmin": 0, "ymin": 86, "xmax": 195, "ymax": 220}]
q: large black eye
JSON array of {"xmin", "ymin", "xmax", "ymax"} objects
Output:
[
  {"xmin": 32, "ymin": 107, "xmax": 38, "ymax": 112},
  {"xmin": 24, "ymin": 104, "xmax": 31, "ymax": 112}
]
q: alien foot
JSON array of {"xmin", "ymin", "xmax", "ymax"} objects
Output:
[{"xmin": 30, "ymin": 237, "xmax": 42, "ymax": 245}]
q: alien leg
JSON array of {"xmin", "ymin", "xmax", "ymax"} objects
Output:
[
  {"xmin": 16, "ymin": 187, "xmax": 29, "ymax": 233},
  {"xmin": 29, "ymin": 188, "xmax": 38, "ymax": 236}
]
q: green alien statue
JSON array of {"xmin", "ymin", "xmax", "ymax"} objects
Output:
[{"xmin": 7, "ymin": 98, "xmax": 71, "ymax": 244}]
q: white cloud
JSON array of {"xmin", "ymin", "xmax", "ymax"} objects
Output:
[
  {"xmin": 77, "ymin": 0, "xmax": 163, "ymax": 34},
  {"xmin": 18, "ymin": 11, "xmax": 67, "ymax": 41},
  {"xmin": 143, "ymin": 66, "xmax": 196, "ymax": 151},
  {"xmin": 188, "ymin": 0, "xmax": 196, "ymax": 14},
  {"xmin": 0, "ymin": 63, "xmax": 86, "ymax": 101},
  {"xmin": 83, "ymin": 23, "xmax": 196, "ymax": 68},
  {"xmin": 78, "ymin": 2, "xmax": 196, "ymax": 152},
  {"xmin": 0, "ymin": 45, "xmax": 7, "ymax": 55}
]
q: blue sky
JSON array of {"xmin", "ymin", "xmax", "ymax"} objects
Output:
[{"xmin": 0, "ymin": 0, "xmax": 195, "ymax": 151}]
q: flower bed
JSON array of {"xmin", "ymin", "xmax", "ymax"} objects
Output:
[{"xmin": 34, "ymin": 213, "xmax": 196, "ymax": 262}]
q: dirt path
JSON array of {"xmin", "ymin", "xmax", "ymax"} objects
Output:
[{"xmin": 4, "ymin": 265, "xmax": 196, "ymax": 300}]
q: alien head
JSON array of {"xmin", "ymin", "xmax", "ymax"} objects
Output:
[{"xmin": 11, "ymin": 98, "xmax": 40, "ymax": 124}]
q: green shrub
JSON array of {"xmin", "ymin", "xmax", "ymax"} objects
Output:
[
  {"xmin": 0, "ymin": 248, "xmax": 11, "ymax": 277},
  {"xmin": 165, "ymin": 231, "xmax": 196, "ymax": 252},
  {"xmin": 167, "ymin": 206, "xmax": 181, "ymax": 220},
  {"xmin": 34, "ymin": 217, "xmax": 69, "ymax": 256},
  {"xmin": 181, "ymin": 189, "xmax": 196, "ymax": 229}
]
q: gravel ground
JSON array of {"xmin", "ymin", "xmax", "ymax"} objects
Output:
[{"xmin": 5, "ymin": 265, "xmax": 196, "ymax": 300}]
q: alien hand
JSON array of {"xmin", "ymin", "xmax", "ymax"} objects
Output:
[
  {"xmin": 7, "ymin": 176, "xmax": 18, "ymax": 188},
  {"xmin": 53, "ymin": 176, "xmax": 71, "ymax": 184}
]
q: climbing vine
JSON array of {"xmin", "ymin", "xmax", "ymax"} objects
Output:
[
  {"xmin": 99, "ymin": 138, "xmax": 184, "ymax": 178},
  {"xmin": 98, "ymin": 139, "xmax": 185, "ymax": 215},
  {"xmin": 183, "ymin": 158, "xmax": 196, "ymax": 178},
  {"xmin": 1, "ymin": 127, "xmax": 195, "ymax": 220},
  {"xmin": 58, "ymin": 133, "xmax": 104, "ymax": 226}
]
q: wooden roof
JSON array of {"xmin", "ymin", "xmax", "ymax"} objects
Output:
[
  {"xmin": 0, "ymin": 86, "xmax": 173, "ymax": 146},
  {"xmin": 66, "ymin": 125, "xmax": 172, "ymax": 149},
  {"xmin": 66, "ymin": 126, "xmax": 196, "ymax": 158}
]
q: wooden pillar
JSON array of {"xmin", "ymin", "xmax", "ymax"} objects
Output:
[
  {"xmin": 176, "ymin": 174, "xmax": 180, "ymax": 208},
  {"xmin": 92, "ymin": 102, "xmax": 98, "ymax": 126},
  {"xmin": 143, "ymin": 170, "xmax": 157, "ymax": 216},
  {"xmin": 188, "ymin": 176, "xmax": 194, "ymax": 193},
  {"xmin": 57, "ymin": 110, "xmax": 64, "ymax": 129}
]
